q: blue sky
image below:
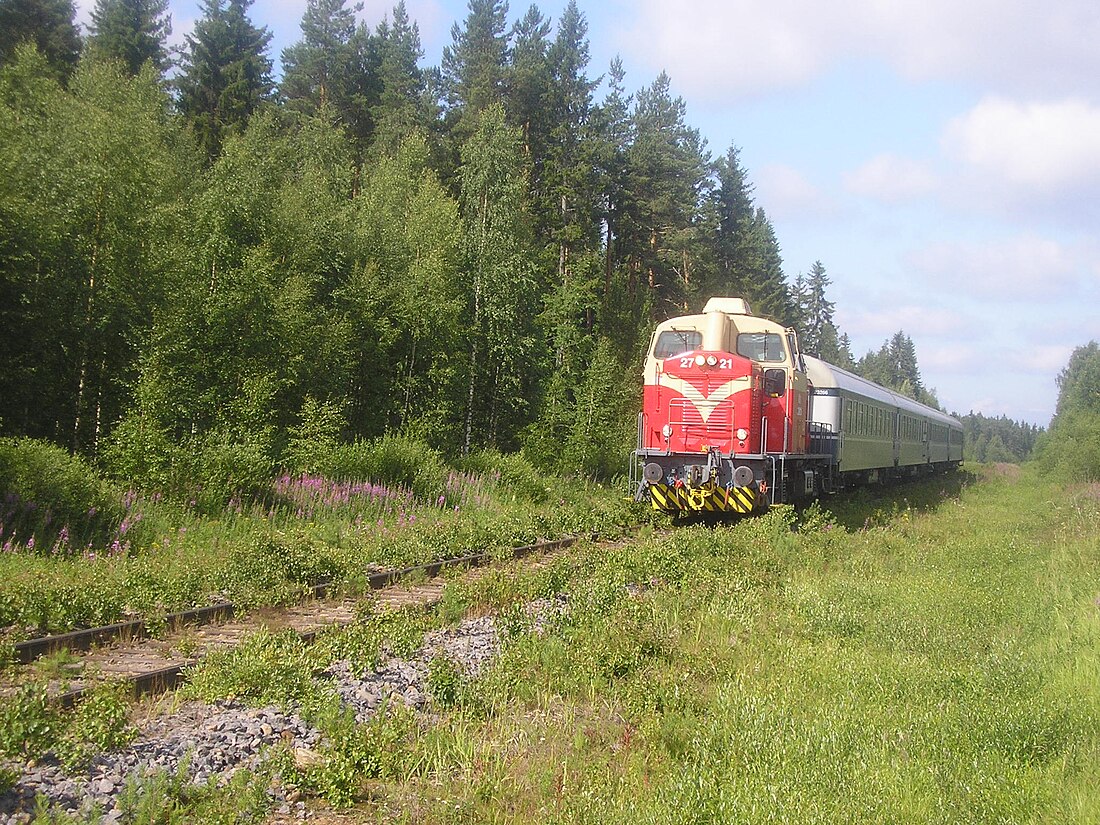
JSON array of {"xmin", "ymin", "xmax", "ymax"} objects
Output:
[{"xmin": 74, "ymin": 0, "xmax": 1100, "ymax": 426}]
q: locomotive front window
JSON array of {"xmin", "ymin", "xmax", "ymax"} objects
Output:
[
  {"xmin": 737, "ymin": 333, "xmax": 787, "ymax": 363},
  {"xmin": 654, "ymin": 330, "xmax": 702, "ymax": 358}
]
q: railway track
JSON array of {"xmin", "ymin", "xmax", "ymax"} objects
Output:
[{"xmin": 5, "ymin": 535, "xmax": 584, "ymax": 707}]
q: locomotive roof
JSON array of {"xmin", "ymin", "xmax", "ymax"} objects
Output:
[{"xmin": 804, "ymin": 355, "xmax": 961, "ymax": 429}]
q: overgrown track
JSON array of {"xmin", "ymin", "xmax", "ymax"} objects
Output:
[{"xmin": 8, "ymin": 535, "xmax": 585, "ymax": 707}]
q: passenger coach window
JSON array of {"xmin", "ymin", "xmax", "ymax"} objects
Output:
[
  {"xmin": 737, "ymin": 333, "xmax": 787, "ymax": 363},
  {"xmin": 654, "ymin": 330, "xmax": 702, "ymax": 358}
]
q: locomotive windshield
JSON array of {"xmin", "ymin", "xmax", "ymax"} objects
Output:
[
  {"xmin": 737, "ymin": 332, "xmax": 787, "ymax": 363},
  {"xmin": 654, "ymin": 329, "xmax": 702, "ymax": 358}
]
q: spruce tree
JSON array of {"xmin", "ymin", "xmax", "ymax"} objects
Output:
[
  {"xmin": 370, "ymin": 1, "xmax": 427, "ymax": 156},
  {"xmin": 177, "ymin": 0, "xmax": 273, "ymax": 160},
  {"xmin": 0, "ymin": 0, "xmax": 81, "ymax": 80},
  {"xmin": 86, "ymin": 0, "xmax": 172, "ymax": 76},
  {"xmin": 801, "ymin": 260, "xmax": 836, "ymax": 355}
]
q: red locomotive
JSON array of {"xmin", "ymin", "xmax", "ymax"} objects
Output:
[{"xmin": 633, "ymin": 298, "xmax": 963, "ymax": 515}]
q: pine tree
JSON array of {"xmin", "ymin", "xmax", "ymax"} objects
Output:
[
  {"xmin": 280, "ymin": 0, "xmax": 379, "ymax": 156},
  {"xmin": 710, "ymin": 144, "xmax": 756, "ymax": 301},
  {"xmin": 541, "ymin": 1, "xmax": 601, "ymax": 356},
  {"xmin": 592, "ymin": 56, "xmax": 632, "ymax": 302},
  {"xmin": 86, "ymin": 0, "xmax": 172, "ymax": 77},
  {"xmin": 0, "ymin": 0, "xmax": 81, "ymax": 80},
  {"xmin": 505, "ymin": 4, "xmax": 550, "ymax": 160},
  {"xmin": 622, "ymin": 71, "xmax": 711, "ymax": 318},
  {"xmin": 177, "ymin": 0, "xmax": 273, "ymax": 160},
  {"xmin": 281, "ymin": 0, "xmax": 361, "ymax": 111},
  {"xmin": 441, "ymin": 0, "xmax": 508, "ymax": 146}
]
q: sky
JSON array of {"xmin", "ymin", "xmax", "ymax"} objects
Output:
[{"xmin": 73, "ymin": 0, "xmax": 1100, "ymax": 426}]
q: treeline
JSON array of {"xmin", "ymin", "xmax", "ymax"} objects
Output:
[
  {"xmin": 1035, "ymin": 342, "xmax": 1100, "ymax": 481},
  {"xmin": 959, "ymin": 413, "xmax": 1041, "ymax": 464},
  {"xmin": 0, "ymin": 0, "xmax": 977, "ymax": 490}
]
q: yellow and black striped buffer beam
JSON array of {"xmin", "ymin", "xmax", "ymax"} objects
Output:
[{"xmin": 646, "ymin": 483, "xmax": 759, "ymax": 514}]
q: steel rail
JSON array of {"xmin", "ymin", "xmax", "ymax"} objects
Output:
[{"xmin": 30, "ymin": 535, "xmax": 583, "ymax": 708}]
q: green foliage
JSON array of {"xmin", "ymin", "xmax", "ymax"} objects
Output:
[
  {"xmin": 113, "ymin": 758, "xmax": 274, "ymax": 824},
  {"xmin": 285, "ymin": 700, "xmax": 418, "ymax": 808},
  {"xmin": 284, "ymin": 396, "xmax": 346, "ymax": 474},
  {"xmin": 55, "ymin": 681, "xmax": 136, "ymax": 771},
  {"xmin": 184, "ymin": 430, "xmax": 275, "ymax": 514},
  {"xmin": 455, "ymin": 448, "xmax": 546, "ymax": 502},
  {"xmin": 1036, "ymin": 342, "xmax": 1100, "ymax": 482},
  {"xmin": 961, "ymin": 411, "xmax": 1041, "ymax": 464},
  {"xmin": 427, "ymin": 654, "xmax": 465, "ymax": 708},
  {"xmin": 221, "ymin": 532, "xmax": 340, "ymax": 607},
  {"xmin": 562, "ymin": 338, "xmax": 636, "ymax": 479},
  {"xmin": 181, "ymin": 628, "xmax": 315, "ymax": 707},
  {"xmin": 310, "ymin": 603, "xmax": 430, "ymax": 676},
  {"xmin": 1035, "ymin": 410, "xmax": 1100, "ymax": 483},
  {"xmin": 0, "ymin": 54, "xmax": 193, "ymax": 453},
  {"xmin": 0, "ymin": 682, "xmax": 57, "ymax": 759},
  {"xmin": 0, "ymin": 437, "xmax": 124, "ymax": 551},
  {"xmin": 316, "ymin": 434, "xmax": 448, "ymax": 501}
]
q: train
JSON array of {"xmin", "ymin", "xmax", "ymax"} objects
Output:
[{"xmin": 631, "ymin": 297, "xmax": 963, "ymax": 515}]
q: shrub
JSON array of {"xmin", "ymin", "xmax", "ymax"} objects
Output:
[
  {"xmin": 1034, "ymin": 411, "xmax": 1100, "ymax": 483},
  {"xmin": 56, "ymin": 681, "xmax": 136, "ymax": 771},
  {"xmin": 182, "ymin": 430, "xmax": 275, "ymax": 513},
  {"xmin": 0, "ymin": 682, "xmax": 57, "ymax": 759},
  {"xmin": 284, "ymin": 396, "xmax": 346, "ymax": 474},
  {"xmin": 181, "ymin": 628, "xmax": 314, "ymax": 707},
  {"xmin": 456, "ymin": 449, "xmax": 547, "ymax": 502},
  {"xmin": 0, "ymin": 437, "xmax": 123, "ymax": 551},
  {"xmin": 220, "ymin": 532, "xmax": 342, "ymax": 608},
  {"xmin": 316, "ymin": 435, "xmax": 448, "ymax": 502}
]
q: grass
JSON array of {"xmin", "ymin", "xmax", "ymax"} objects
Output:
[
  {"xmin": 11, "ymin": 466, "xmax": 1100, "ymax": 823},
  {"xmin": 0, "ymin": 473, "xmax": 643, "ymax": 636},
  {"xmin": 309, "ymin": 466, "xmax": 1100, "ymax": 823}
]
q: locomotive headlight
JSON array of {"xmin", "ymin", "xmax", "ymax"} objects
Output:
[
  {"xmin": 706, "ymin": 355, "xmax": 718, "ymax": 366},
  {"xmin": 736, "ymin": 428, "xmax": 748, "ymax": 441},
  {"xmin": 661, "ymin": 423, "xmax": 673, "ymax": 439},
  {"xmin": 694, "ymin": 355, "xmax": 705, "ymax": 366}
]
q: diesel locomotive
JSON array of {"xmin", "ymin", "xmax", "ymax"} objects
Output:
[{"xmin": 632, "ymin": 297, "xmax": 963, "ymax": 515}]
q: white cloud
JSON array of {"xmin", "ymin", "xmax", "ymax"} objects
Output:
[
  {"xmin": 1020, "ymin": 345, "xmax": 1076, "ymax": 374},
  {"xmin": 844, "ymin": 153, "xmax": 938, "ymax": 202},
  {"xmin": 615, "ymin": 0, "xmax": 1100, "ymax": 100},
  {"xmin": 942, "ymin": 97, "xmax": 1100, "ymax": 196},
  {"xmin": 921, "ymin": 344, "xmax": 977, "ymax": 375},
  {"xmin": 754, "ymin": 164, "xmax": 837, "ymax": 220},
  {"xmin": 906, "ymin": 234, "xmax": 1080, "ymax": 299},
  {"xmin": 838, "ymin": 302, "xmax": 969, "ymax": 341}
]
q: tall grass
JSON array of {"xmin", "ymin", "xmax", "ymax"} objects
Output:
[{"xmin": 360, "ymin": 468, "xmax": 1100, "ymax": 824}]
